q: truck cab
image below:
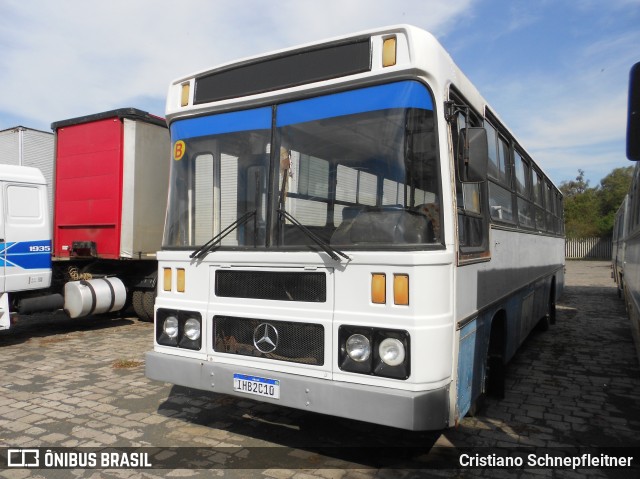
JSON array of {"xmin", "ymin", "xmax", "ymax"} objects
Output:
[{"xmin": 0, "ymin": 164, "xmax": 52, "ymax": 330}]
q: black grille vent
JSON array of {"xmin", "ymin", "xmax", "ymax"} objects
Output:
[
  {"xmin": 215, "ymin": 270, "xmax": 326, "ymax": 302},
  {"xmin": 214, "ymin": 316, "xmax": 324, "ymax": 365}
]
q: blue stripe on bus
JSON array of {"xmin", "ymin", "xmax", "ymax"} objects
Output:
[
  {"xmin": 276, "ymin": 81, "xmax": 433, "ymax": 127},
  {"xmin": 0, "ymin": 240, "xmax": 52, "ymax": 270},
  {"xmin": 170, "ymin": 81, "xmax": 433, "ymax": 140},
  {"xmin": 171, "ymin": 106, "xmax": 272, "ymax": 141}
]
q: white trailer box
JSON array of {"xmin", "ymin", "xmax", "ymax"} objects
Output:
[{"xmin": 0, "ymin": 127, "xmax": 54, "ymax": 222}]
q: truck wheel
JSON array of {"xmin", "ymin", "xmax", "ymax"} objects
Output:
[
  {"xmin": 143, "ymin": 290, "xmax": 156, "ymax": 320},
  {"xmin": 132, "ymin": 290, "xmax": 152, "ymax": 322}
]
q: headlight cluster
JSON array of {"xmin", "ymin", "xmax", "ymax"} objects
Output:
[
  {"xmin": 156, "ymin": 309, "xmax": 202, "ymax": 350},
  {"xmin": 338, "ymin": 326, "xmax": 410, "ymax": 379}
]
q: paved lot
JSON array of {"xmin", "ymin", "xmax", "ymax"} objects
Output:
[{"xmin": 1, "ymin": 261, "xmax": 639, "ymax": 478}]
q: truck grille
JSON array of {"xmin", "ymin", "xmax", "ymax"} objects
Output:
[
  {"xmin": 213, "ymin": 315, "xmax": 324, "ymax": 365},
  {"xmin": 215, "ymin": 270, "xmax": 326, "ymax": 302}
]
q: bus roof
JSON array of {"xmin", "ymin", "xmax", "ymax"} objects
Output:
[
  {"xmin": 166, "ymin": 24, "xmax": 557, "ymax": 190},
  {"xmin": 167, "ymin": 25, "xmax": 489, "ymax": 123}
]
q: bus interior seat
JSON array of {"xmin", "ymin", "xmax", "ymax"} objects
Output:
[{"xmin": 331, "ymin": 205, "xmax": 434, "ymax": 245}]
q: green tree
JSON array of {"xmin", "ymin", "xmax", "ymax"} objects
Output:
[
  {"xmin": 597, "ymin": 166, "xmax": 634, "ymax": 234},
  {"xmin": 560, "ymin": 169, "xmax": 590, "ymax": 197},
  {"xmin": 559, "ymin": 166, "xmax": 634, "ymax": 238}
]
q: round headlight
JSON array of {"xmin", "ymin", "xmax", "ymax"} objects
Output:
[
  {"xmin": 163, "ymin": 316, "xmax": 179, "ymax": 339},
  {"xmin": 379, "ymin": 338, "xmax": 405, "ymax": 366},
  {"xmin": 346, "ymin": 334, "xmax": 371, "ymax": 362},
  {"xmin": 184, "ymin": 318, "xmax": 201, "ymax": 341}
]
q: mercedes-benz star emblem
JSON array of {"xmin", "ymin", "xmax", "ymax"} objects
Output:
[{"xmin": 253, "ymin": 323, "xmax": 279, "ymax": 354}]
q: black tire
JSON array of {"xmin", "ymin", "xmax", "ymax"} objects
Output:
[
  {"xmin": 486, "ymin": 353, "xmax": 506, "ymax": 399},
  {"xmin": 142, "ymin": 290, "xmax": 156, "ymax": 320},
  {"xmin": 549, "ymin": 280, "xmax": 557, "ymax": 325},
  {"xmin": 536, "ymin": 315, "xmax": 550, "ymax": 332},
  {"xmin": 132, "ymin": 290, "xmax": 151, "ymax": 322}
]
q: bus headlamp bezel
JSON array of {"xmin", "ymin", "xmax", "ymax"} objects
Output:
[
  {"xmin": 156, "ymin": 309, "xmax": 202, "ymax": 350},
  {"xmin": 338, "ymin": 326, "xmax": 410, "ymax": 379}
]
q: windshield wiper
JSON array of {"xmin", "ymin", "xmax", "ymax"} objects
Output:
[
  {"xmin": 277, "ymin": 209, "xmax": 350, "ymax": 262},
  {"xmin": 190, "ymin": 210, "xmax": 257, "ymax": 260}
]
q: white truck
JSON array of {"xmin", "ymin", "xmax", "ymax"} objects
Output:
[
  {"xmin": 0, "ymin": 165, "xmax": 54, "ymax": 330},
  {"xmin": 0, "ymin": 164, "xmax": 129, "ymax": 331}
]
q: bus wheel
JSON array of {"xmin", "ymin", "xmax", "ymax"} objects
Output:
[
  {"xmin": 549, "ymin": 279, "xmax": 557, "ymax": 325},
  {"xmin": 486, "ymin": 352, "xmax": 506, "ymax": 399},
  {"xmin": 486, "ymin": 318, "xmax": 506, "ymax": 400},
  {"xmin": 468, "ymin": 351, "xmax": 505, "ymax": 416},
  {"xmin": 536, "ymin": 315, "xmax": 550, "ymax": 332}
]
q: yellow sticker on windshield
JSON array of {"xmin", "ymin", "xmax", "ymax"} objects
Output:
[{"xmin": 173, "ymin": 140, "xmax": 186, "ymax": 161}]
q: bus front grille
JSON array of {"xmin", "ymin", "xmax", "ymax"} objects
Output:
[
  {"xmin": 213, "ymin": 315, "xmax": 325, "ymax": 366},
  {"xmin": 215, "ymin": 270, "xmax": 326, "ymax": 302}
]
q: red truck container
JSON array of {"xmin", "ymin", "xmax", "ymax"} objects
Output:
[{"xmin": 49, "ymin": 108, "xmax": 170, "ymax": 320}]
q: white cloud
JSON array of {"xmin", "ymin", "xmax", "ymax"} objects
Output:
[
  {"xmin": 2, "ymin": 0, "xmax": 635, "ymax": 187},
  {"xmin": 0, "ymin": 0, "xmax": 474, "ymax": 129}
]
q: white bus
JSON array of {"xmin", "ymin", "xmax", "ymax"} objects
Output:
[
  {"xmin": 615, "ymin": 62, "xmax": 640, "ymax": 365},
  {"xmin": 146, "ymin": 25, "xmax": 565, "ymax": 431}
]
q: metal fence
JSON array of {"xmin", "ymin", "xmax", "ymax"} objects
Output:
[{"xmin": 565, "ymin": 237, "xmax": 612, "ymax": 260}]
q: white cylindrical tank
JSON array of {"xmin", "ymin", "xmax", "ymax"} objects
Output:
[{"xmin": 64, "ymin": 277, "xmax": 127, "ymax": 319}]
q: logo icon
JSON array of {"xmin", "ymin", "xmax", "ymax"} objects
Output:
[
  {"xmin": 8, "ymin": 449, "xmax": 39, "ymax": 468},
  {"xmin": 253, "ymin": 323, "xmax": 279, "ymax": 353}
]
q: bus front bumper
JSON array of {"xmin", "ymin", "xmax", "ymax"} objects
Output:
[{"xmin": 145, "ymin": 351, "xmax": 449, "ymax": 431}]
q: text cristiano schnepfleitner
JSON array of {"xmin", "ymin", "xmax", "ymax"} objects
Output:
[{"xmin": 460, "ymin": 452, "xmax": 634, "ymax": 469}]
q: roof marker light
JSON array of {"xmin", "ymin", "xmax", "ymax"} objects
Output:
[
  {"xmin": 382, "ymin": 36, "xmax": 397, "ymax": 67},
  {"xmin": 181, "ymin": 82, "xmax": 190, "ymax": 107}
]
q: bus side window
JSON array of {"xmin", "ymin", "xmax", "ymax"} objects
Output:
[
  {"xmin": 514, "ymin": 151, "xmax": 534, "ymax": 228},
  {"xmin": 485, "ymin": 120, "xmax": 515, "ymax": 223}
]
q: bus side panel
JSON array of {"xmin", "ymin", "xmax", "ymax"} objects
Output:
[
  {"xmin": 622, "ymin": 229, "xmax": 640, "ymax": 365},
  {"xmin": 457, "ymin": 271, "xmax": 560, "ymax": 419}
]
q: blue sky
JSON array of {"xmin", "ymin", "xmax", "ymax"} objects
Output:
[{"xmin": 0, "ymin": 0, "xmax": 638, "ymax": 186}]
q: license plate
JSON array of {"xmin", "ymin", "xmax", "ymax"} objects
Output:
[{"xmin": 233, "ymin": 374, "xmax": 280, "ymax": 399}]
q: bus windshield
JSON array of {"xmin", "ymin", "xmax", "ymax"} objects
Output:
[{"xmin": 163, "ymin": 80, "xmax": 442, "ymax": 251}]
